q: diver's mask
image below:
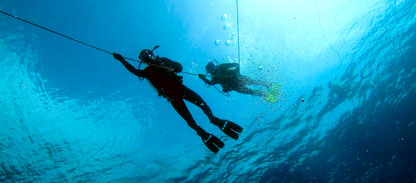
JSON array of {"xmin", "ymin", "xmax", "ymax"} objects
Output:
[{"xmin": 139, "ymin": 45, "xmax": 160, "ymax": 64}]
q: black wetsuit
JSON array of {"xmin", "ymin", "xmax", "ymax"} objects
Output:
[
  {"xmin": 114, "ymin": 53, "xmax": 242, "ymax": 153},
  {"xmin": 201, "ymin": 63, "xmax": 268, "ymax": 97},
  {"xmin": 116, "ymin": 56, "xmax": 215, "ymax": 133}
]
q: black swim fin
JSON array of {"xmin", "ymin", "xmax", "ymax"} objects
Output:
[
  {"xmin": 198, "ymin": 130, "xmax": 224, "ymax": 153},
  {"xmin": 212, "ymin": 118, "xmax": 243, "ymax": 140}
]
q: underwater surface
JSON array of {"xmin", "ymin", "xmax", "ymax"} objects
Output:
[{"xmin": 1, "ymin": 0, "xmax": 416, "ymax": 182}]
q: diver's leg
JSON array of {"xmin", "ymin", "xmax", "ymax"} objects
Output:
[
  {"xmin": 236, "ymin": 86, "xmax": 267, "ymax": 97},
  {"xmin": 170, "ymin": 98, "xmax": 200, "ymax": 131},
  {"xmin": 170, "ymin": 98, "xmax": 224, "ymax": 153},
  {"xmin": 182, "ymin": 85, "xmax": 243, "ymax": 140},
  {"xmin": 182, "ymin": 85, "xmax": 215, "ymax": 120},
  {"xmin": 240, "ymin": 75, "xmax": 269, "ymax": 87}
]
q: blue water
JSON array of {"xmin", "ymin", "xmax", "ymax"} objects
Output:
[{"xmin": 1, "ymin": 0, "xmax": 415, "ymax": 182}]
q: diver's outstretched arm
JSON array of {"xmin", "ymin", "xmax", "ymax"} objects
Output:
[
  {"xmin": 198, "ymin": 74, "xmax": 214, "ymax": 85},
  {"xmin": 113, "ymin": 53, "xmax": 144, "ymax": 77}
]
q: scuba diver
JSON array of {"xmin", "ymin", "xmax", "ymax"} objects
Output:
[
  {"xmin": 198, "ymin": 61, "xmax": 272, "ymax": 97},
  {"xmin": 112, "ymin": 46, "xmax": 243, "ymax": 153}
]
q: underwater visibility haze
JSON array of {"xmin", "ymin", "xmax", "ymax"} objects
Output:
[{"xmin": 1, "ymin": 0, "xmax": 416, "ymax": 182}]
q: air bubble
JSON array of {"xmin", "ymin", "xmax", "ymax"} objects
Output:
[
  {"xmin": 223, "ymin": 23, "xmax": 231, "ymax": 30},
  {"xmin": 258, "ymin": 66, "xmax": 263, "ymax": 70},
  {"xmin": 215, "ymin": 40, "xmax": 221, "ymax": 46},
  {"xmin": 225, "ymin": 40, "xmax": 232, "ymax": 46},
  {"xmin": 221, "ymin": 14, "xmax": 228, "ymax": 21}
]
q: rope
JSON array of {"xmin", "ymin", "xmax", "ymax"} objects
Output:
[
  {"xmin": 0, "ymin": 10, "xmax": 202, "ymax": 75},
  {"xmin": 236, "ymin": 0, "xmax": 241, "ymax": 66},
  {"xmin": 312, "ymin": 0, "xmax": 343, "ymax": 65},
  {"xmin": 0, "ymin": 10, "xmax": 141, "ymax": 63},
  {"xmin": 181, "ymin": 71, "xmax": 198, "ymax": 76}
]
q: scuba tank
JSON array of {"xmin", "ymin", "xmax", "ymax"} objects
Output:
[{"xmin": 139, "ymin": 45, "xmax": 183, "ymax": 73}]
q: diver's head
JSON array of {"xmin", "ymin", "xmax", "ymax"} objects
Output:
[
  {"xmin": 206, "ymin": 62, "xmax": 216, "ymax": 73},
  {"xmin": 139, "ymin": 49, "xmax": 155, "ymax": 63},
  {"xmin": 138, "ymin": 45, "xmax": 160, "ymax": 64}
]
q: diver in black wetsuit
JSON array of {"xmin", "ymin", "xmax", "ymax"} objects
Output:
[
  {"xmin": 199, "ymin": 62, "xmax": 270, "ymax": 97},
  {"xmin": 112, "ymin": 46, "xmax": 243, "ymax": 153}
]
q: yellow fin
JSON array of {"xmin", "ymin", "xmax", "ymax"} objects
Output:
[{"xmin": 264, "ymin": 83, "xmax": 281, "ymax": 103}]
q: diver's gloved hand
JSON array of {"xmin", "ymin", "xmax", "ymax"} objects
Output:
[
  {"xmin": 113, "ymin": 53, "xmax": 124, "ymax": 61},
  {"xmin": 198, "ymin": 74, "xmax": 206, "ymax": 79}
]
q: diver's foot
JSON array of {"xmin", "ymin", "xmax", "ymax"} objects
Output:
[
  {"xmin": 197, "ymin": 130, "xmax": 224, "ymax": 153},
  {"xmin": 211, "ymin": 117, "xmax": 243, "ymax": 140}
]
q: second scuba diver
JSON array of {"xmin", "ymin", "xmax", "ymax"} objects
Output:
[
  {"xmin": 112, "ymin": 46, "xmax": 243, "ymax": 153},
  {"xmin": 199, "ymin": 61, "xmax": 272, "ymax": 97}
]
